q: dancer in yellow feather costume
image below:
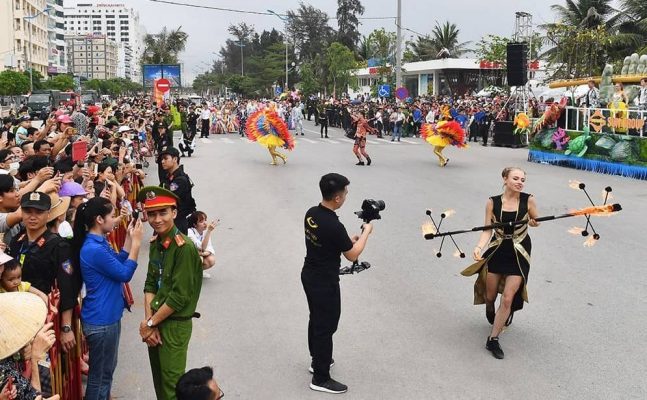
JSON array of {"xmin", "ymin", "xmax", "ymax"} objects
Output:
[
  {"xmin": 245, "ymin": 108, "xmax": 295, "ymax": 165},
  {"xmin": 420, "ymin": 119, "xmax": 467, "ymax": 167}
]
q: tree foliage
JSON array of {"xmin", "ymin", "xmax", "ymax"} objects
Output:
[
  {"xmin": 141, "ymin": 26, "xmax": 188, "ymax": 65},
  {"xmin": 326, "ymin": 42, "xmax": 356, "ymax": 95},
  {"xmin": 84, "ymin": 78, "xmax": 142, "ymax": 95},
  {"xmin": 404, "ymin": 21, "xmax": 469, "ymax": 61},
  {"xmin": 335, "ymin": 0, "xmax": 365, "ymax": 52},
  {"xmin": 43, "ymin": 75, "xmax": 75, "ymax": 91},
  {"xmin": 286, "ymin": 3, "xmax": 335, "ymax": 63},
  {"xmin": 0, "ymin": 71, "xmax": 30, "ymax": 95}
]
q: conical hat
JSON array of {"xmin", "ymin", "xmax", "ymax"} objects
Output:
[{"xmin": 0, "ymin": 292, "xmax": 47, "ymax": 359}]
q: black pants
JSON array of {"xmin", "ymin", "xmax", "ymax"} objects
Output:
[
  {"xmin": 302, "ymin": 273, "xmax": 340, "ymax": 383},
  {"xmin": 201, "ymin": 119, "xmax": 210, "ymax": 137},
  {"xmin": 319, "ymin": 119, "xmax": 328, "ymax": 136},
  {"xmin": 480, "ymin": 124, "xmax": 489, "ymax": 145}
]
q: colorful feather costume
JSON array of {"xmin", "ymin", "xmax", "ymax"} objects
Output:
[
  {"xmin": 420, "ymin": 121, "xmax": 466, "ymax": 167},
  {"xmin": 245, "ymin": 109, "xmax": 294, "ymax": 165},
  {"xmin": 420, "ymin": 121, "xmax": 466, "ymax": 148}
]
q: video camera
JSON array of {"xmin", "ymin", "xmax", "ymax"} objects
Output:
[
  {"xmin": 340, "ymin": 199, "xmax": 386, "ymax": 275},
  {"xmin": 354, "ymin": 199, "xmax": 386, "ymax": 223}
]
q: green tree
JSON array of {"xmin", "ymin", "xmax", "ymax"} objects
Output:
[
  {"xmin": 23, "ymin": 70, "xmax": 44, "ymax": 90},
  {"xmin": 43, "ymin": 75, "xmax": 74, "ymax": 91},
  {"xmin": 475, "ymin": 35, "xmax": 510, "ymax": 66},
  {"xmin": 287, "ymin": 3, "xmax": 336, "ymax": 63},
  {"xmin": 430, "ymin": 21, "xmax": 470, "ymax": 58},
  {"xmin": 326, "ymin": 42, "xmax": 355, "ymax": 95},
  {"xmin": 0, "ymin": 70, "xmax": 30, "ymax": 95},
  {"xmin": 141, "ymin": 26, "xmax": 188, "ymax": 64},
  {"xmin": 298, "ymin": 61, "xmax": 320, "ymax": 96},
  {"xmin": 367, "ymin": 28, "xmax": 396, "ymax": 65},
  {"xmin": 551, "ymin": 0, "xmax": 617, "ymax": 28},
  {"xmin": 335, "ymin": 0, "xmax": 365, "ymax": 52}
]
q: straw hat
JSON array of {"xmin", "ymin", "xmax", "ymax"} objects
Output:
[
  {"xmin": 48, "ymin": 193, "xmax": 71, "ymax": 223},
  {"xmin": 0, "ymin": 292, "xmax": 47, "ymax": 359}
]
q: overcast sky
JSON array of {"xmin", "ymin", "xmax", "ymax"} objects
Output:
[{"xmin": 84, "ymin": 0, "xmax": 565, "ymax": 83}]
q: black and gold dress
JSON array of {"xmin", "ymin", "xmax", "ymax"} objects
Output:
[{"xmin": 461, "ymin": 192, "xmax": 532, "ymax": 313}]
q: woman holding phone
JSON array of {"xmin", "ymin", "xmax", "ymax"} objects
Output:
[{"xmin": 73, "ymin": 197, "xmax": 143, "ymax": 399}]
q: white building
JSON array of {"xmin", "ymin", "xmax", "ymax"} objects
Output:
[
  {"xmin": 0, "ymin": 0, "xmax": 51, "ymax": 78},
  {"xmin": 46, "ymin": 0, "xmax": 67, "ymax": 74},
  {"xmin": 63, "ymin": 1, "xmax": 144, "ymax": 81}
]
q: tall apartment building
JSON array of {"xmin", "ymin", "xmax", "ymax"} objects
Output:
[
  {"xmin": 46, "ymin": 0, "xmax": 66, "ymax": 74},
  {"xmin": 66, "ymin": 33, "xmax": 117, "ymax": 80},
  {"xmin": 0, "ymin": 0, "xmax": 51, "ymax": 77},
  {"xmin": 63, "ymin": 2, "xmax": 144, "ymax": 81}
]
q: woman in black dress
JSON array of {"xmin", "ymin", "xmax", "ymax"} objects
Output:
[{"xmin": 462, "ymin": 167, "xmax": 539, "ymax": 359}]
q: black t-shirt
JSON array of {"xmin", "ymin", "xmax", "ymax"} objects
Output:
[{"xmin": 302, "ymin": 204, "xmax": 353, "ymax": 281}]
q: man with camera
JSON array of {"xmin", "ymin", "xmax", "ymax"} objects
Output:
[{"xmin": 302, "ymin": 173, "xmax": 374, "ymax": 394}]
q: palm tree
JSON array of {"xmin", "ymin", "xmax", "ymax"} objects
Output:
[
  {"xmin": 405, "ymin": 35, "xmax": 435, "ymax": 61},
  {"xmin": 357, "ymin": 35, "xmax": 374, "ymax": 61},
  {"xmin": 430, "ymin": 21, "xmax": 470, "ymax": 58},
  {"xmin": 141, "ymin": 26, "xmax": 189, "ymax": 65},
  {"xmin": 618, "ymin": 0, "xmax": 647, "ymax": 53},
  {"xmin": 551, "ymin": 0, "xmax": 617, "ymax": 28}
]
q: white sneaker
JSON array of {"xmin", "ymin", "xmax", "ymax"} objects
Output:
[{"xmin": 202, "ymin": 271, "xmax": 212, "ymax": 279}]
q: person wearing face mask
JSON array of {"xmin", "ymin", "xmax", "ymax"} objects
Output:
[{"xmin": 462, "ymin": 167, "xmax": 540, "ymax": 360}]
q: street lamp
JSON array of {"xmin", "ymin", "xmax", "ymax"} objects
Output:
[
  {"xmin": 267, "ymin": 9, "xmax": 290, "ymax": 92},
  {"xmin": 235, "ymin": 41, "xmax": 245, "ymax": 76},
  {"xmin": 23, "ymin": 6, "xmax": 52, "ymax": 93}
]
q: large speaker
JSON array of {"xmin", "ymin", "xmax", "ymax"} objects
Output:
[{"xmin": 506, "ymin": 42, "xmax": 528, "ymax": 86}]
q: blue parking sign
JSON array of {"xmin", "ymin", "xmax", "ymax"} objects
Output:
[
  {"xmin": 378, "ymin": 84, "xmax": 391, "ymax": 98},
  {"xmin": 275, "ymin": 86, "xmax": 283, "ymax": 95}
]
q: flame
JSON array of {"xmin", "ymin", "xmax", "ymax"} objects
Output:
[
  {"xmin": 570, "ymin": 204, "xmax": 618, "ymax": 217},
  {"xmin": 422, "ymin": 222, "xmax": 437, "ymax": 236},
  {"xmin": 569, "ymin": 180, "xmax": 581, "ymax": 190},
  {"xmin": 453, "ymin": 250, "xmax": 462, "ymax": 258},
  {"xmin": 443, "ymin": 209, "xmax": 456, "ymax": 218},
  {"xmin": 583, "ymin": 236, "xmax": 598, "ymax": 247},
  {"xmin": 568, "ymin": 227, "xmax": 585, "ymax": 235}
]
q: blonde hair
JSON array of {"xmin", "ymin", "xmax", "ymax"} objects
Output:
[{"xmin": 501, "ymin": 167, "xmax": 526, "ymax": 179}]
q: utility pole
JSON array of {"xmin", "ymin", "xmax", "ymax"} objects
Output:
[{"xmin": 395, "ymin": 0, "xmax": 402, "ymax": 89}]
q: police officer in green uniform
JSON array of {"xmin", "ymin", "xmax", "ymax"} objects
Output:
[{"xmin": 137, "ymin": 186, "xmax": 203, "ymax": 400}]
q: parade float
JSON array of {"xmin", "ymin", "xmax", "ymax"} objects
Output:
[{"xmin": 525, "ymin": 53, "xmax": 647, "ymax": 180}]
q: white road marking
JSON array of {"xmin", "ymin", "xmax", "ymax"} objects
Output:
[
  {"xmin": 239, "ymin": 137, "xmax": 254, "ymax": 144},
  {"xmin": 298, "ymin": 138, "xmax": 319, "ymax": 144},
  {"xmin": 339, "ymin": 138, "xmax": 355, "ymax": 143},
  {"xmin": 400, "ymin": 139, "xmax": 420, "ymax": 145},
  {"xmin": 366, "ymin": 140, "xmax": 380, "ymax": 145},
  {"xmin": 378, "ymin": 138, "xmax": 400, "ymax": 144},
  {"xmin": 322, "ymin": 139, "xmax": 340, "ymax": 144},
  {"xmin": 200, "ymin": 138, "xmax": 212, "ymax": 144},
  {"xmin": 220, "ymin": 137, "xmax": 235, "ymax": 144}
]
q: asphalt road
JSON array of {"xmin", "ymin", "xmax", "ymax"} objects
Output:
[{"xmin": 113, "ymin": 119, "xmax": 646, "ymax": 399}]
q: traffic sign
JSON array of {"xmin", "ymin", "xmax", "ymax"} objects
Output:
[
  {"xmin": 378, "ymin": 84, "xmax": 391, "ymax": 98},
  {"xmin": 275, "ymin": 86, "xmax": 283, "ymax": 95},
  {"xmin": 155, "ymin": 78, "xmax": 171, "ymax": 93},
  {"xmin": 395, "ymin": 87, "xmax": 409, "ymax": 100}
]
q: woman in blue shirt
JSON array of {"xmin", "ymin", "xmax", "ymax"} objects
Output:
[{"xmin": 72, "ymin": 197, "xmax": 143, "ymax": 400}]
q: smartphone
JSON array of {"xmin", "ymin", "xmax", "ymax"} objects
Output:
[
  {"xmin": 135, "ymin": 163, "xmax": 143, "ymax": 169},
  {"xmin": 1, "ymin": 131, "xmax": 7, "ymax": 141},
  {"xmin": 132, "ymin": 210, "xmax": 139, "ymax": 221},
  {"xmin": 93, "ymin": 163, "xmax": 98, "ymax": 175}
]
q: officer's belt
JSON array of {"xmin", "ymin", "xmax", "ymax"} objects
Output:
[{"xmin": 166, "ymin": 312, "xmax": 201, "ymax": 321}]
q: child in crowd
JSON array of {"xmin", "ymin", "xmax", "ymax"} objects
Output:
[
  {"xmin": 187, "ymin": 211, "xmax": 218, "ymax": 279},
  {"xmin": 0, "ymin": 253, "xmax": 48, "ymax": 303}
]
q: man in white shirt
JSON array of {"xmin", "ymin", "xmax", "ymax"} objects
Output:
[
  {"xmin": 639, "ymin": 78, "xmax": 647, "ymax": 110},
  {"xmin": 291, "ymin": 102, "xmax": 304, "ymax": 136},
  {"xmin": 584, "ymin": 80, "xmax": 600, "ymax": 108},
  {"xmin": 200, "ymin": 103, "xmax": 211, "ymax": 138}
]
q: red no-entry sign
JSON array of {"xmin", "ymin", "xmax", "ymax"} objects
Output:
[{"xmin": 155, "ymin": 78, "xmax": 171, "ymax": 93}]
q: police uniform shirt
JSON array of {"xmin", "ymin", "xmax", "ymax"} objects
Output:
[
  {"xmin": 9, "ymin": 230, "xmax": 79, "ymax": 311},
  {"xmin": 163, "ymin": 166, "xmax": 196, "ymax": 217},
  {"xmin": 302, "ymin": 204, "xmax": 353, "ymax": 281}
]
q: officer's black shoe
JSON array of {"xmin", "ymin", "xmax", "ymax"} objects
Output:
[
  {"xmin": 325, "ymin": 135, "xmax": 329, "ymax": 138},
  {"xmin": 366, "ymin": 157, "xmax": 372, "ymax": 166},
  {"xmin": 486, "ymin": 304, "xmax": 495, "ymax": 325},
  {"xmin": 486, "ymin": 336, "xmax": 504, "ymax": 359},
  {"xmin": 310, "ymin": 378, "xmax": 347, "ymax": 394},
  {"xmin": 355, "ymin": 161, "xmax": 365, "ymax": 166},
  {"xmin": 308, "ymin": 359, "xmax": 334, "ymax": 374}
]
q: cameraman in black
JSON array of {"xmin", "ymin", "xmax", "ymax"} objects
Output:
[{"xmin": 302, "ymin": 173, "xmax": 373, "ymax": 394}]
